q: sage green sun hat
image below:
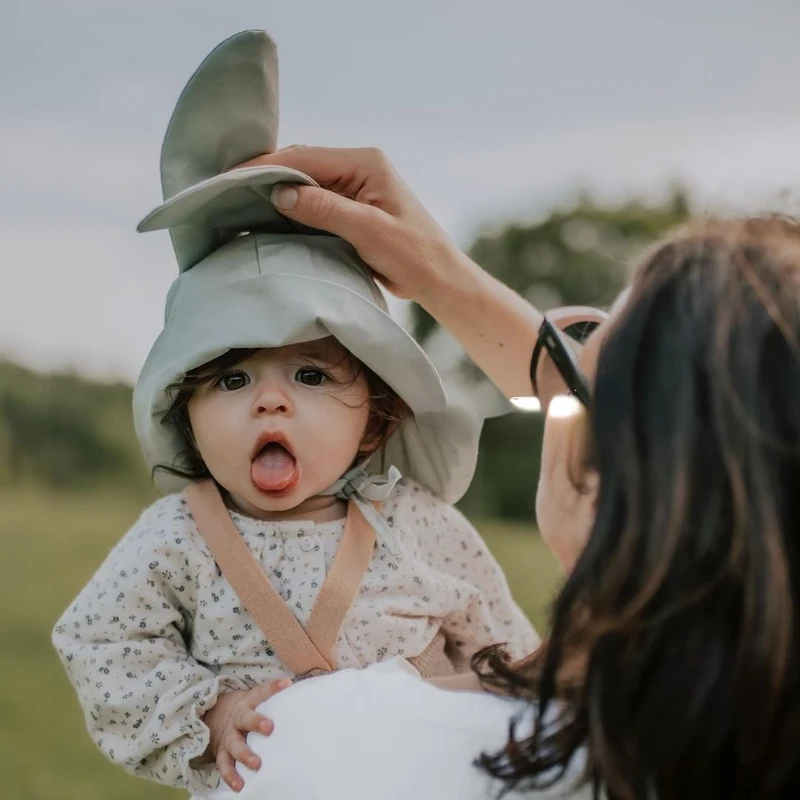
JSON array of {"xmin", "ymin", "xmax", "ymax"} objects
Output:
[{"xmin": 133, "ymin": 30, "xmax": 510, "ymax": 509}]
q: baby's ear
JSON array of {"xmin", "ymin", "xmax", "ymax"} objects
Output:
[
  {"xmin": 361, "ymin": 397, "xmax": 410, "ymax": 454},
  {"xmin": 359, "ymin": 435, "xmax": 382, "ymax": 456},
  {"xmin": 359, "ymin": 420, "xmax": 392, "ymax": 455}
]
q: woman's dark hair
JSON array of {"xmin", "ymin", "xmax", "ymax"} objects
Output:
[
  {"xmin": 478, "ymin": 217, "xmax": 800, "ymax": 799},
  {"xmin": 155, "ymin": 345, "xmax": 408, "ymax": 482}
]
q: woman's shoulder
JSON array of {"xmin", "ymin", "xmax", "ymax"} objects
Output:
[{"xmin": 209, "ymin": 662, "xmax": 591, "ymax": 800}]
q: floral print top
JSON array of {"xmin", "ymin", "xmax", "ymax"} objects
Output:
[{"xmin": 52, "ymin": 479, "xmax": 538, "ymax": 794}]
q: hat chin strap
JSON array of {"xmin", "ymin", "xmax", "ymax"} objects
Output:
[{"xmin": 320, "ymin": 459, "xmax": 402, "ymax": 555}]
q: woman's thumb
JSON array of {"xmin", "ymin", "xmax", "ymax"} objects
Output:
[{"xmin": 271, "ymin": 184, "xmax": 372, "ymax": 240}]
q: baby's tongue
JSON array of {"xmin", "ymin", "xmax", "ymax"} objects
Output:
[{"xmin": 251, "ymin": 443, "xmax": 298, "ymax": 492}]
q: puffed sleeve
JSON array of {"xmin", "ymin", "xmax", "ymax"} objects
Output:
[{"xmin": 52, "ymin": 496, "xmax": 248, "ymax": 793}]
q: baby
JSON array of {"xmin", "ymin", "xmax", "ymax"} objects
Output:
[{"xmin": 52, "ymin": 30, "xmax": 537, "ymax": 796}]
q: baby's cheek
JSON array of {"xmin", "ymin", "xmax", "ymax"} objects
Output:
[{"xmin": 333, "ymin": 406, "xmax": 371, "ymax": 452}]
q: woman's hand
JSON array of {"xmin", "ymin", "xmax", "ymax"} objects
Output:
[
  {"xmin": 201, "ymin": 678, "xmax": 292, "ymax": 792},
  {"xmin": 233, "ymin": 146, "xmax": 543, "ymax": 399},
  {"xmin": 236, "ymin": 146, "xmax": 463, "ymax": 305}
]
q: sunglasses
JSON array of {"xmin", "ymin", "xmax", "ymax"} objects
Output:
[{"xmin": 528, "ymin": 307, "xmax": 607, "ymax": 412}]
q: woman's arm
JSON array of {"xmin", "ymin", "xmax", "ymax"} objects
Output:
[
  {"xmin": 424, "ymin": 250, "xmax": 544, "ymax": 401},
  {"xmin": 427, "ymin": 672, "xmax": 485, "ymax": 692},
  {"xmin": 235, "ymin": 146, "xmax": 543, "ymax": 399}
]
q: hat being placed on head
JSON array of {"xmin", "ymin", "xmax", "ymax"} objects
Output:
[{"xmin": 133, "ymin": 30, "xmax": 510, "ymax": 504}]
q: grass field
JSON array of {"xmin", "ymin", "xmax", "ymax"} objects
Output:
[{"xmin": 1, "ymin": 486, "xmax": 563, "ymax": 800}]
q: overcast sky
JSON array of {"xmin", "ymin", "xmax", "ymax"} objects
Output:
[{"xmin": 3, "ymin": 0, "xmax": 800, "ymax": 381}]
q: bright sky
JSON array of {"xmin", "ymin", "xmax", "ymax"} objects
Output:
[{"xmin": 3, "ymin": 0, "xmax": 800, "ymax": 381}]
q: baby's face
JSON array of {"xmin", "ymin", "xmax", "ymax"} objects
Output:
[{"xmin": 188, "ymin": 338, "xmax": 373, "ymax": 520}]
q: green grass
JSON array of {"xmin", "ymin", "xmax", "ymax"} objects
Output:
[{"xmin": 0, "ymin": 485, "xmax": 562, "ymax": 800}]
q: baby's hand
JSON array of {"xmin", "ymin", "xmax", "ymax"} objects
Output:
[{"xmin": 203, "ymin": 678, "xmax": 292, "ymax": 792}]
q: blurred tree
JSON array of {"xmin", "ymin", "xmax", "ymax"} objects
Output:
[
  {"xmin": 0, "ymin": 361, "xmax": 149, "ymax": 493},
  {"xmin": 414, "ymin": 188, "xmax": 692, "ymax": 521}
]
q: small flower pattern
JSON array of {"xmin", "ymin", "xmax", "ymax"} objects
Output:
[{"xmin": 52, "ymin": 479, "xmax": 539, "ymax": 794}]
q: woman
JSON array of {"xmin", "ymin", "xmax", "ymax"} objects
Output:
[{"xmin": 216, "ymin": 146, "xmax": 800, "ymax": 800}]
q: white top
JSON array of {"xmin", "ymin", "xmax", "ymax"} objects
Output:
[
  {"xmin": 52, "ymin": 479, "xmax": 538, "ymax": 794},
  {"xmin": 202, "ymin": 660, "xmax": 591, "ymax": 800}
]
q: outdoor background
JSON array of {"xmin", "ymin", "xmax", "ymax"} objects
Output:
[{"xmin": 3, "ymin": 2, "xmax": 800, "ymax": 798}]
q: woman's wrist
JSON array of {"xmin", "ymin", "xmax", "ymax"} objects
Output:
[
  {"xmin": 412, "ymin": 240, "xmax": 480, "ymax": 311},
  {"xmin": 427, "ymin": 671, "xmax": 485, "ymax": 693},
  {"xmin": 415, "ymin": 247, "xmax": 543, "ymax": 399}
]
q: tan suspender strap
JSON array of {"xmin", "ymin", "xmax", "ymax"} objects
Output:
[
  {"xmin": 305, "ymin": 500, "xmax": 378, "ymax": 666},
  {"xmin": 184, "ymin": 479, "xmax": 378, "ymax": 676},
  {"xmin": 185, "ymin": 480, "xmax": 331, "ymax": 676}
]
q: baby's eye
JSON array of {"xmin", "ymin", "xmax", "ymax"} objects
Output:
[
  {"xmin": 216, "ymin": 371, "xmax": 250, "ymax": 392},
  {"xmin": 296, "ymin": 368, "xmax": 328, "ymax": 387}
]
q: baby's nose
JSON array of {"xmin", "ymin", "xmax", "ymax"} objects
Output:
[{"xmin": 253, "ymin": 383, "xmax": 293, "ymax": 415}]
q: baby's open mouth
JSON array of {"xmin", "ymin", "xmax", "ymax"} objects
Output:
[{"xmin": 250, "ymin": 441, "xmax": 299, "ymax": 494}]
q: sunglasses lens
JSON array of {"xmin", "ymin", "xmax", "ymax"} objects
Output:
[{"xmin": 563, "ymin": 320, "xmax": 601, "ymax": 344}]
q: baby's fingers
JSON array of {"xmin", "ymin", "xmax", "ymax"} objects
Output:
[
  {"xmin": 247, "ymin": 678, "xmax": 292, "ymax": 709},
  {"xmin": 235, "ymin": 707, "xmax": 274, "ymax": 736},
  {"xmin": 228, "ymin": 732, "xmax": 262, "ymax": 773},
  {"xmin": 216, "ymin": 750, "xmax": 244, "ymax": 793}
]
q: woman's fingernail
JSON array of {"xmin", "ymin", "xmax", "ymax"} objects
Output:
[{"xmin": 272, "ymin": 185, "xmax": 298, "ymax": 210}]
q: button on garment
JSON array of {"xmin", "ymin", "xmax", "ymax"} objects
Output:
[
  {"xmin": 262, "ymin": 528, "xmax": 327, "ymax": 625},
  {"xmin": 298, "ymin": 533, "xmax": 319, "ymax": 553}
]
